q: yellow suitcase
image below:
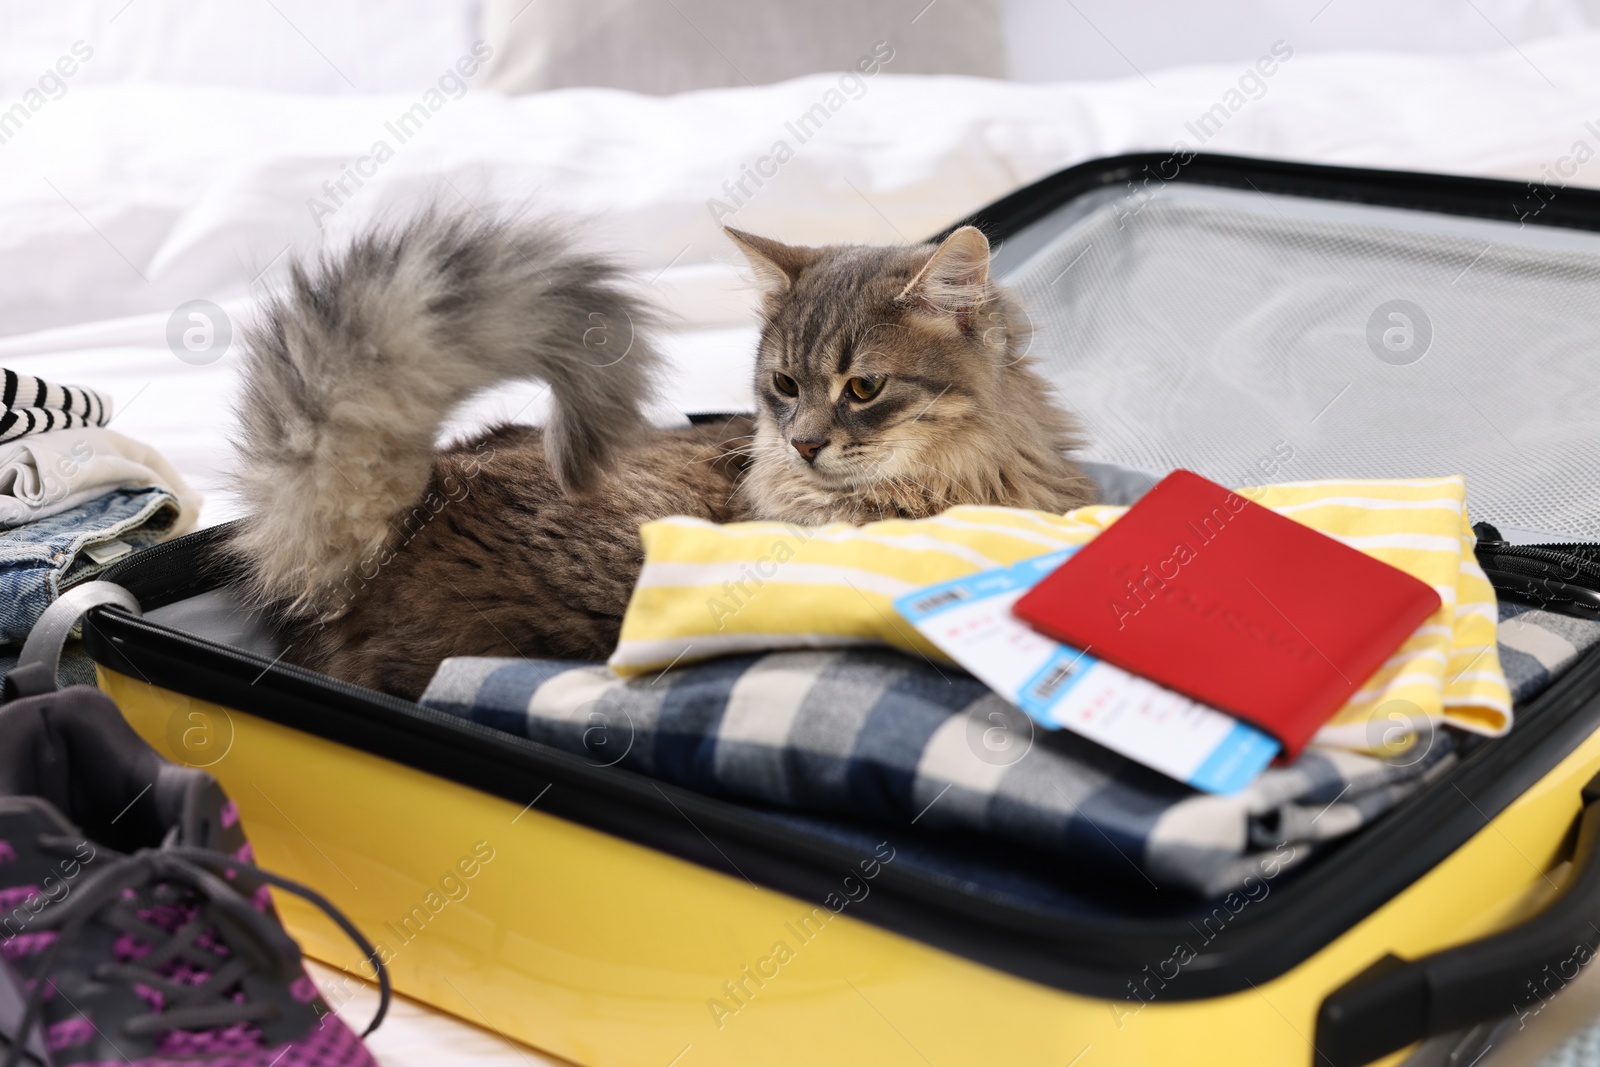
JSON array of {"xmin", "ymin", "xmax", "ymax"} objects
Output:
[{"xmin": 73, "ymin": 152, "xmax": 1600, "ymax": 1067}]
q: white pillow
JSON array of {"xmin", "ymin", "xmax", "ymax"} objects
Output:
[
  {"xmin": 480, "ymin": 0, "xmax": 1005, "ymax": 95},
  {"xmin": 0, "ymin": 0, "xmax": 483, "ymax": 96}
]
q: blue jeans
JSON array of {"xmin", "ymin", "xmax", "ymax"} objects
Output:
[{"xmin": 0, "ymin": 487, "xmax": 179, "ymax": 645}]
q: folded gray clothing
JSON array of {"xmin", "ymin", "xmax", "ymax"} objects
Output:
[{"xmin": 421, "ymin": 649, "xmax": 1459, "ymax": 897}]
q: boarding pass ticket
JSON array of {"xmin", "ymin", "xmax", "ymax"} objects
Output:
[{"xmin": 894, "ymin": 549, "xmax": 1279, "ymax": 795}]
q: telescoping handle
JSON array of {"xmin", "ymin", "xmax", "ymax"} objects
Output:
[{"xmin": 1315, "ymin": 770, "xmax": 1600, "ymax": 1067}]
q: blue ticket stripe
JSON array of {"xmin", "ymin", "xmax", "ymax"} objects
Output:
[
  {"xmin": 1187, "ymin": 723, "xmax": 1280, "ymax": 795},
  {"xmin": 893, "ymin": 548, "xmax": 1078, "ymax": 624}
]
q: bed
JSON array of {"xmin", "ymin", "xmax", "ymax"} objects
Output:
[{"xmin": 5, "ymin": 19, "xmax": 1600, "ymax": 1066}]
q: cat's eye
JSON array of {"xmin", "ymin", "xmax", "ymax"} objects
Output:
[
  {"xmin": 773, "ymin": 372, "xmax": 799, "ymax": 396},
  {"xmin": 847, "ymin": 376, "xmax": 884, "ymax": 401}
]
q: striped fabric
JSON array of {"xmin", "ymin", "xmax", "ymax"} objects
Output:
[
  {"xmin": 0, "ymin": 368, "xmax": 113, "ymax": 444},
  {"xmin": 611, "ymin": 477, "xmax": 1512, "ymax": 751},
  {"xmin": 421, "ymin": 648, "xmax": 1459, "ymax": 898},
  {"xmin": 1499, "ymin": 600, "xmax": 1600, "ymax": 702}
]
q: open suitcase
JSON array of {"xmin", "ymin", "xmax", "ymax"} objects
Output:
[{"xmin": 62, "ymin": 153, "xmax": 1600, "ymax": 1067}]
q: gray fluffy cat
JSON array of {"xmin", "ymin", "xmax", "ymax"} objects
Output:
[{"xmin": 231, "ymin": 211, "xmax": 1093, "ymax": 697}]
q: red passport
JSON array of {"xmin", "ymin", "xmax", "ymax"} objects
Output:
[{"xmin": 1011, "ymin": 470, "xmax": 1441, "ymax": 759}]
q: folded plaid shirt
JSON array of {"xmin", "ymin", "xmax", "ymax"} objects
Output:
[{"xmin": 423, "ymin": 648, "xmax": 1470, "ymax": 897}]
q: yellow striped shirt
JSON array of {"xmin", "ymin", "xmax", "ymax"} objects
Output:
[{"xmin": 611, "ymin": 476, "xmax": 1510, "ymax": 749}]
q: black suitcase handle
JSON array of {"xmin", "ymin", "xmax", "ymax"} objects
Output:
[{"xmin": 1315, "ymin": 769, "xmax": 1600, "ymax": 1066}]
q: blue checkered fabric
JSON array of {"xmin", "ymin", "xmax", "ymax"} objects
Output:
[{"xmin": 423, "ymin": 648, "xmax": 1467, "ymax": 897}]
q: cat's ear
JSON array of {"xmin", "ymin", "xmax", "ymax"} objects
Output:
[
  {"xmin": 724, "ymin": 228, "xmax": 818, "ymax": 298},
  {"xmin": 897, "ymin": 226, "xmax": 992, "ymax": 324}
]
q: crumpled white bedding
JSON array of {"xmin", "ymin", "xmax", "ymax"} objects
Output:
[
  {"xmin": 5, "ymin": 35, "xmax": 1600, "ymax": 1065},
  {"xmin": 4, "ymin": 33, "xmax": 1600, "ymax": 526}
]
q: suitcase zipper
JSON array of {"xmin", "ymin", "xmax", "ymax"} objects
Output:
[
  {"xmin": 99, "ymin": 522, "xmax": 241, "ymax": 607},
  {"xmin": 1473, "ymin": 522, "xmax": 1600, "ymax": 620}
]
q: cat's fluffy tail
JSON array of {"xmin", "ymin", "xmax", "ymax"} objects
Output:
[{"xmin": 229, "ymin": 209, "xmax": 660, "ymax": 619}]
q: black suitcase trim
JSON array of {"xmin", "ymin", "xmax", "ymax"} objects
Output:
[
  {"xmin": 940, "ymin": 149, "xmax": 1600, "ymax": 245},
  {"xmin": 83, "ymin": 153, "xmax": 1600, "ymax": 1004}
]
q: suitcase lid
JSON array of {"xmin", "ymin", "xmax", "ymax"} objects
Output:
[{"xmin": 983, "ymin": 152, "xmax": 1600, "ymax": 542}]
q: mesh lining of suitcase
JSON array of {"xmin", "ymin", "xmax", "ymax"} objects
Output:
[{"xmin": 999, "ymin": 183, "xmax": 1600, "ymax": 544}]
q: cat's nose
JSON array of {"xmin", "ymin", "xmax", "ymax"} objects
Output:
[{"xmin": 790, "ymin": 438, "xmax": 828, "ymax": 464}]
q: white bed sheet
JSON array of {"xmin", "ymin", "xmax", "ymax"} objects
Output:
[
  {"xmin": 5, "ymin": 33, "xmax": 1600, "ymax": 529},
  {"xmin": 7, "ymin": 34, "xmax": 1600, "ymax": 1063},
  {"xmin": 303, "ymin": 962, "xmax": 562, "ymax": 1067}
]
